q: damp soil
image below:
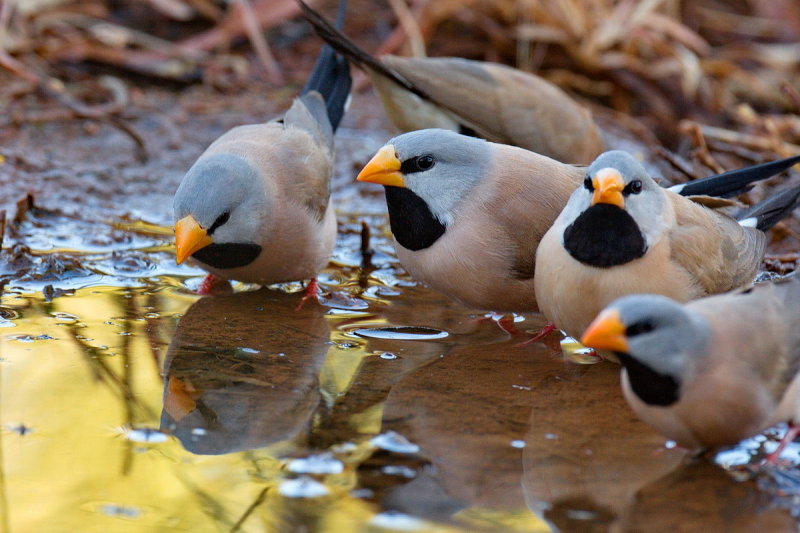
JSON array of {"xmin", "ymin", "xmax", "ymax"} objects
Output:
[{"xmin": 1, "ymin": 76, "xmax": 800, "ymax": 533}]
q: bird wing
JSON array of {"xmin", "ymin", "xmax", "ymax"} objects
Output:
[
  {"xmin": 271, "ymin": 92, "xmax": 334, "ymax": 221},
  {"xmin": 692, "ymin": 274, "xmax": 800, "ymax": 407},
  {"xmin": 381, "ymin": 56, "xmax": 603, "ymax": 164},
  {"xmin": 483, "ymin": 146, "xmax": 585, "ymax": 279},
  {"xmin": 667, "ymin": 192, "xmax": 766, "ymax": 296},
  {"xmin": 758, "ymin": 274, "xmax": 800, "ymax": 402}
]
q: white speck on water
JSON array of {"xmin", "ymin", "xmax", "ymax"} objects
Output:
[
  {"xmin": 379, "ymin": 352, "xmax": 397, "ymax": 360},
  {"xmin": 288, "ymin": 453, "xmax": 344, "ymax": 475},
  {"xmin": 190, "ymin": 428, "xmax": 207, "ymax": 436},
  {"xmin": 664, "ymin": 440, "xmax": 677, "ymax": 449},
  {"xmin": 332, "ymin": 442, "xmax": 357, "ymax": 453},
  {"xmin": 566, "ymin": 509, "xmax": 597, "ymax": 521},
  {"xmin": 369, "ymin": 511, "xmax": 426, "ymax": 531},
  {"xmin": 381, "ymin": 465, "xmax": 416, "ymax": 478},
  {"xmin": 278, "ymin": 477, "xmax": 329, "ymax": 498},
  {"xmin": 512, "ymin": 384, "xmax": 531, "ymax": 390},
  {"xmin": 11, "ymin": 334, "xmax": 54, "ymax": 343},
  {"xmin": 239, "ymin": 347, "xmax": 259, "ymax": 354},
  {"xmin": 99, "ymin": 503, "xmax": 141, "ymax": 519},
  {"xmin": 544, "ymin": 433, "xmax": 558, "ymax": 440},
  {"xmin": 511, "ymin": 440, "xmax": 526, "ymax": 448},
  {"xmin": 123, "ymin": 427, "xmax": 168, "ymax": 443},
  {"xmin": 371, "ymin": 431, "xmax": 420, "ymax": 454}
]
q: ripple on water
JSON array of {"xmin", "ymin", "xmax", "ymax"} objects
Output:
[
  {"xmin": 351, "ymin": 326, "xmax": 449, "ymax": 341},
  {"xmin": 371, "ymin": 431, "xmax": 420, "ymax": 454}
]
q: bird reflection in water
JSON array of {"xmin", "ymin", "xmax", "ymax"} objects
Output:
[{"xmin": 160, "ymin": 289, "xmax": 331, "ymax": 455}]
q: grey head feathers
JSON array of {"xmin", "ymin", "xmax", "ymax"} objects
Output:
[
  {"xmin": 562, "ymin": 150, "xmax": 668, "ymax": 248},
  {"xmin": 173, "ymin": 153, "xmax": 269, "ymax": 246},
  {"xmin": 390, "ymin": 128, "xmax": 492, "ymax": 226},
  {"xmin": 612, "ymin": 293, "xmax": 711, "ymax": 383},
  {"xmin": 586, "ymin": 150, "xmax": 652, "ymax": 183}
]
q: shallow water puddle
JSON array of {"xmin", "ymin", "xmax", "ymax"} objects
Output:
[{"xmin": 0, "ymin": 210, "xmax": 799, "ymax": 532}]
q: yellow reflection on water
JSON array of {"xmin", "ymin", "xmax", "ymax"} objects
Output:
[
  {"xmin": 0, "ymin": 286, "xmax": 379, "ymax": 532},
  {"xmin": 0, "ymin": 278, "xmax": 556, "ymax": 533}
]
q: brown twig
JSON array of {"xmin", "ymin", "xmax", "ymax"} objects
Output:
[
  {"xmin": 387, "ymin": 0, "xmax": 426, "ymax": 58},
  {"xmin": 234, "ymin": 0, "xmax": 285, "ymax": 84},
  {"xmin": 13, "ymin": 193, "xmax": 35, "ymax": 224},
  {"xmin": 177, "ymin": 0, "xmax": 298, "ymax": 54},
  {"xmin": 681, "ymin": 121, "xmax": 725, "ymax": 173},
  {"xmin": 656, "ymin": 147, "xmax": 700, "ymax": 182}
]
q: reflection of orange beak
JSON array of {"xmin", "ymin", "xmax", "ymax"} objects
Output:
[
  {"xmin": 174, "ymin": 215, "xmax": 213, "ymax": 264},
  {"xmin": 163, "ymin": 376, "xmax": 201, "ymax": 421},
  {"xmin": 581, "ymin": 308, "xmax": 629, "ymax": 353},
  {"xmin": 357, "ymin": 145, "xmax": 406, "ymax": 187},
  {"xmin": 591, "ymin": 168, "xmax": 625, "ymax": 209}
]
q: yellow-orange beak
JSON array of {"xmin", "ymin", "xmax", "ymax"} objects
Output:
[
  {"xmin": 174, "ymin": 215, "xmax": 213, "ymax": 264},
  {"xmin": 357, "ymin": 145, "xmax": 406, "ymax": 187},
  {"xmin": 581, "ymin": 308, "xmax": 629, "ymax": 353},
  {"xmin": 163, "ymin": 376, "xmax": 201, "ymax": 421},
  {"xmin": 591, "ymin": 168, "xmax": 625, "ymax": 209}
]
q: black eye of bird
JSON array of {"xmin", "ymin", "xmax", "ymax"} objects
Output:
[
  {"xmin": 208, "ymin": 211, "xmax": 230, "ymax": 235},
  {"xmin": 623, "ymin": 180, "xmax": 643, "ymax": 195},
  {"xmin": 626, "ymin": 320, "xmax": 655, "ymax": 337},
  {"xmin": 400, "ymin": 154, "xmax": 436, "ymax": 174},
  {"xmin": 583, "ymin": 176, "xmax": 594, "ymax": 192}
]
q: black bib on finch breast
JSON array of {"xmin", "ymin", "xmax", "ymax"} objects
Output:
[
  {"xmin": 617, "ymin": 352, "xmax": 680, "ymax": 406},
  {"xmin": 192, "ymin": 243, "xmax": 263, "ymax": 269},
  {"xmin": 563, "ymin": 204, "xmax": 647, "ymax": 267},
  {"xmin": 384, "ymin": 186, "xmax": 446, "ymax": 251}
]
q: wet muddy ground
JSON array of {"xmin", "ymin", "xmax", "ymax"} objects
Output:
[{"xmin": 2, "ymin": 75, "xmax": 800, "ymax": 532}]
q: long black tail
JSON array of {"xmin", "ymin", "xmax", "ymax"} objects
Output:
[
  {"xmin": 300, "ymin": 0, "xmax": 352, "ymax": 131},
  {"xmin": 298, "ymin": 0, "xmax": 428, "ymax": 100},
  {"xmin": 671, "ymin": 153, "xmax": 800, "ymax": 198},
  {"xmin": 738, "ymin": 183, "xmax": 800, "ymax": 231}
]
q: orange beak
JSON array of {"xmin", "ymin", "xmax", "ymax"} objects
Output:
[
  {"xmin": 163, "ymin": 376, "xmax": 201, "ymax": 421},
  {"xmin": 591, "ymin": 168, "xmax": 625, "ymax": 209},
  {"xmin": 581, "ymin": 308, "xmax": 629, "ymax": 353},
  {"xmin": 174, "ymin": 215, "xmax": 213, "ymax": 264},
  {"xmin": 357, "ymin": 145, "xmax": 406, "ymax": 187}
]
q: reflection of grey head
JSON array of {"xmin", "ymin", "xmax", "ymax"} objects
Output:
[
  {"xmin": 390, "ymin": 129, "xmax": 492, "ymax": 226},
  {"xmin": 160, "ymin": 347, "xmax": 324, "ymax": 454},
  {"xmin": 173, "ymin": 153, "xmax": 269, "ymax": 245},
  {"xmin": 160, "ymin": 290, "xmax": 330, "ymax": 454}
]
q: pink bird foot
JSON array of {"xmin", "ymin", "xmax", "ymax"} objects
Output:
[
  {"xmin": 295, "ymin": 278, "xmax": 321, "ymax": 311},
  {"xmin": 515, "ymin": 322, "xmax": 557, "ymax": 347},
  {"xmin": 762, "ymin": 423, "xmax": 800, "ymax": 465},
  {"xmin": 197, "ymin": 274, "xmax": 232, "ymax": 295}
]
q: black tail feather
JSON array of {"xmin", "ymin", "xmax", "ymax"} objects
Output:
[
  {"xmin": 739, "ymin": 183, "xmax": 800, "ymax": 231},
  {"xmin": 300, "ymin": 0, "xmax": 352, "ymax": 131},
  {"xmin": 674, "ymin": 153, "xmax": 800, "ymax": 198},
  {"xmin": 298, "ymin": 0, "xmax": 428, "ymax": 100}
]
